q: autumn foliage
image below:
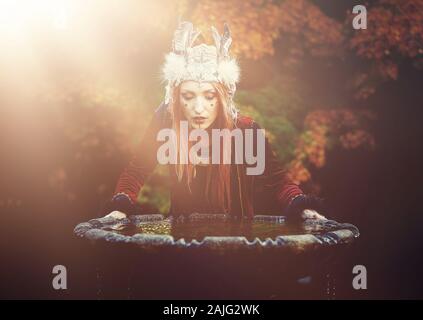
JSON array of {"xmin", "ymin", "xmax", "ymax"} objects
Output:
[
  {"xmin": 288, "ymin": 109, "xmax": 375, "ymax": 184},
  {"xmin": 26, "ymin": 0, "xmax": 422, "ymax": 211}
]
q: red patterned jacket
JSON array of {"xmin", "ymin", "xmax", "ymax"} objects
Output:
[{"xmin": 111, "ymin": 102, "xmax": 305, "ymax": 218}]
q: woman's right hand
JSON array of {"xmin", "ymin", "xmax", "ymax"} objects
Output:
[
  {"xmin": 103, "ymin": 210, "xmax": 127, "ymax": 220},
  {"xmin": 101, "ymin": 193, "xmax": 137, "ymax": 217}
]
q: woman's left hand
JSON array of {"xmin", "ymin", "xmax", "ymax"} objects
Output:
[{"xmin": 301, "ymin": 209, "xmax": 327, "ymax": 220}]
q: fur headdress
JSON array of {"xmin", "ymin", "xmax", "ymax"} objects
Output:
[{"xmin": 161, "ymin": 21, "xmax": 240, "ymax": 118}]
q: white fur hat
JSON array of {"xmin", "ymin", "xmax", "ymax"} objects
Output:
[{"xmin": 161, "ymin": 21, "xmax": 240, "ymax": 108}]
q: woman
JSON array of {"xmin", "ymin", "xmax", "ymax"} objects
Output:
[{"xmin": 102, "ymin": 21, "xmax": 326, "ymax": 222}]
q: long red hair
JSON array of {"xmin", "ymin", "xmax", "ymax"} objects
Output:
[{"xmin": 169, "ymin": 82, "xmax": 236, "ymax": 213}]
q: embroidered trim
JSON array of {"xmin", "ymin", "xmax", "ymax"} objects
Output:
[
  {"xmin": 288, "ymin": 194, "xmax": 305, "ymax": 207},
  {"xmin": 112, "ymin": 192, "xmax": 133, "ymax": 204}
]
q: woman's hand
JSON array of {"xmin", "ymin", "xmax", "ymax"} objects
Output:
[
  {"xmin": 285, "ymin": 194, "xmax": 326, "ymax": 223},
  {"xmin": 301, "ymin": 209, "xmax": 327, "ymax": 220},
  {"xmin": 103, "ymin": 210, "xmax": 127, "ymax": 220},
  {"xmin": 100, "ymin": 211, "xmax": 129, "ymax": 231},
  {"xmin": 101, "ymin": 193, "xmax": 138, "ymax": 217}
]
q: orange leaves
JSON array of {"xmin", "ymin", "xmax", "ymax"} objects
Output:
[
  {"xmin": 340, "ymin": 129, "xmax": 375, "ymax": 150},
  {"xmin": 191, "ymin": 0, "xmax": 282, "ymax": 60},
  {"xmin": 289, "ymin": 108, "xmax": 375, "ymax": 184},
  {"xmin": 348, "ymin": 0, "xmax": 423, "ymax": 96},
  {"xmin": 289, "ymin": 160, "xmax": 311, "ymax": 185},
  {"xmin": 188, "ymin": 0, "xmax": 344, "ymax": 62},
  {"xmin": 350, "ymin": 0, "xmax": 423, "ymax": 60},
  {"xmin": 278, "ymin": 0, "xmax": 344, "ymax": 60},
  {"xmin": 293, "ymin": 125, "xmax": 327, "ymax": 171},
  {"xmin": 187, "ymin": 0, "xmax": 420, "ymax": 102},
  {"xmin": 376, "ymin": 60, "xmax": 398, "ymax": 80}
]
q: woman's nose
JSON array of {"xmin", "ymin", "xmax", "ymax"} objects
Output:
[{"xmin": 194, "ymin": 98, "xmax": 205, "ymax": 114}]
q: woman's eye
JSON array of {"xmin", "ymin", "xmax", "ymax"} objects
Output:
[
  {"xmin": 205, "ymin": 95, "xmax": 215, "ymax": 101},
  {"xmin": 182, "ymin": 94, "xmax": 194, "ymax": 101}
]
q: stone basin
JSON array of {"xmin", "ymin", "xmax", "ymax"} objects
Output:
[{"xmin": 74, "ymin": 213, "xmax": 360, "ymax": 299}]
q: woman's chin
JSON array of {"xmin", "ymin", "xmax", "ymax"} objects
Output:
[{"xmin": 190, "ymin": 122, "xmax": 211, "ymax": 130}]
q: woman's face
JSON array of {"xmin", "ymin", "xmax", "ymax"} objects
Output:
[{"xmin": 179, "ymin": 81, "xmax": 219, "ymax": 129}]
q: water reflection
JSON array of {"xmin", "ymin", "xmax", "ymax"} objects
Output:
[{"xmin": 104, "ymin": 215, "xmax": 347, "ymax": 242}]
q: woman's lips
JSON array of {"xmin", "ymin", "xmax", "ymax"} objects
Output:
[{"xmin": 192, "ymin": 116, "xmax": 207, "ymax": 124}]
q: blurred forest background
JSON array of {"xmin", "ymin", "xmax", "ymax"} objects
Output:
[{"xmin": 1, "ymin": 0, "xmax": 422, "ymax": 299}]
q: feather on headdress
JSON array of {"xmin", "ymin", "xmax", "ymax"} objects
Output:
[{"xmin": 161, "ymin": 21, "xmax": 240, "ymax": 111}]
